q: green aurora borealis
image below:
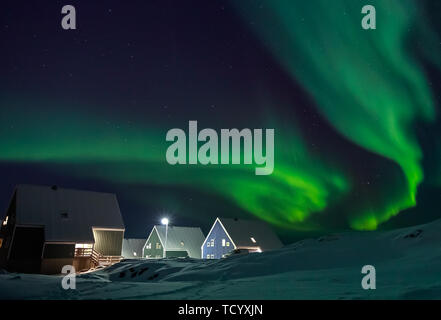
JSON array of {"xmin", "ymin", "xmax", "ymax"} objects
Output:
[
  {"xmin": 233, "ymin": 0, "xmax": 441, "ymax": 230},
  {"xmin": 1, "ymin": 0, "xmax": 441, "ymax": 236},
  {"xmin": 0, "ymin": 100, "xmax": 348, "ymax": 230}
]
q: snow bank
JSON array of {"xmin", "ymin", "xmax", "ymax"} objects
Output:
[{"xmin": 1, "ymin": 218, "xmax": 441, "ymax": 299}]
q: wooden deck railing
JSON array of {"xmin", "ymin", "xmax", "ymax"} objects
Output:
[
  {"xmin": 75, "ymin": 247, "xmax": 121, "ymax": 267},
  {"xmin": 74, "ymin": 247, "xmax": 93, "ymax": 257},
  {"xmin": 97, "ymin": 255, "xmax": 122, "ymax": 266},
  {"xmin": 91, "ymin": 249, "xmax": 100, "ymax": 266}
]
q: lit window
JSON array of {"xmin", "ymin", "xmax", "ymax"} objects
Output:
[
  {"xmin": 180, "ymin": 241, "xmax": 184, "ymax": 247},
  {"xmin": 226, "ymin": 242, "xmax": 230, "ymax": 247},
  {"xmin": 250, "ymin": 237, "xmax": 256, "ymax": 243},
  {"xmin": 210, "ymin": 254, "xmax": 214, "ymax": 259},
  {"xmin": 222, "ymin": 254, "xmax": 226, "ymax": 258},
  {"xmin": 147, "ymin": 243, "xmax": 151, "ymax": 249},
  {"xmin": 75, "ymin": 243, "xmax": 93, "ymax": 249},
  {"xmin": 156, "ymin": 243, "xmax": 161, "ymax": 249},
  {"xmin": 2, "ymin": 216, "xmax": 8, "ymax": 226},
  {"xmin": 133, "ymin": 252, "xmax": 137, "ymax": 256},
  {"xmin": 207, "ymin": 242, "xmax": 211, "ymax": 247},
  {"xmin": 222, "ymin": 239, "xmax": 226, "ymax": 247},
  {"xmin": 206, "ymin": 254, "xmax": 210, "ymax": 259},
  {"xmin": 210, "ymin": 239, "xmax": 214, "ymax": 246}
]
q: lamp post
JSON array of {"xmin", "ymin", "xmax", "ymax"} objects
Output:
[{"xmin": 161, "ymin": 217, "xmax": 169, "ymax": 258}]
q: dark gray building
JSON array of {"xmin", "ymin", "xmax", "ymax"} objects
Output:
[
  {"xmin": 0, "ymin": 185, "xmax": 125, "ymax": 274},
  {"xmin": 122, "ymin": 238, "xmax": 146, "ymax": 259}
]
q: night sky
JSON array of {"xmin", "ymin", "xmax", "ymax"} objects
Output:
[{"xmin": 1, "ymin": 0, "xmax": 441, "ymax": 243}]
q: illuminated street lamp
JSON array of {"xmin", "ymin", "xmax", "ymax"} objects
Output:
[{"xmin": 161, "ymin": 218, "xmax": 169, "ymax": 258}]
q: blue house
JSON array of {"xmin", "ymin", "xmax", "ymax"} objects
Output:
[{"xmin": 202, "ymin": 217, "xmax": 283, "ymax": 259}]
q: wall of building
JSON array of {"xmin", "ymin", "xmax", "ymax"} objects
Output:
[
  {"xmin": 202, "ymin": 220, "xmax": 234, "ymax": 259},
  {"xmin": 0, "ymin": 192, "xmax": 17, "ymax": 268},
  {"xmin": 143, "ymin": 228, "xmax": 163, "ymax": 258},
  {"xmin": 73, "ymin": 256, "xmax": 94, "ymax": 272},
  {"xmin": 93, "ymin": 229, "xmax": 124, "ymax": 256},
  {"xmin": 8, "ymin": 226, "xmax": 45, "ymax": 273},
  {"xmin": 43, "ymin": 243, "xmax": 75, "ymax": 259},
  {"xmin": 41, "ymin": 258, "xmax": 74, "ymax": 274},
  {"xmin": 166, "ymin": 250, "xmax": 188, "ymax": 258}
]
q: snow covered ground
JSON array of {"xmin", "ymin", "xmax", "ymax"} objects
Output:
[{"xmin": 1, "ymin": 218, "xmax": 441, "ymax": 299}]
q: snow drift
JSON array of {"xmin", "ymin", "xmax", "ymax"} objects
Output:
[{"xmin": 1, "ymin": 218, "xmax": 441, "ymax": 299}]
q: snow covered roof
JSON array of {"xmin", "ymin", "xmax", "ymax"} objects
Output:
[
  {"xmin": 13, "ymin": 184, "xmax": 125, "ymax": 242},
  {"xmin": 218, "ymin": 217, "xmax": 283, "ymax": 251},
  {"xmin": 152, "ymin": 225, "xmax": 205, "ymax": 259},
  {"xmin": 122, "ymin": 238, "xmax": 146, "ymax": 259}
]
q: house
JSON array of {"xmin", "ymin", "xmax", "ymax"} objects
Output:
[
  {"xmin": 143, "ymin": 225, "xmax": 204, "ymax": 259},
  {"xmin": 202, "ymin": 217, "xmax": 283, "ymax": 259},
  {"xmin": 0, "ymin": 185, "xmax": 125, "ymax": 274},
  {"xmin": 122, "ymin": 238, "xmax": 146, "ymax": 259}
]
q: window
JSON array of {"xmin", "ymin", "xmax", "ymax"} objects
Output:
[
  {"xmin": 180, "ymin": 241, "xmax": 184, "ymax": 247},
  {"xmin": 207, "ymin": 242, "xmax": 211, "ymax": 247},
  {"xmin": 250, "ymin": 237, "xmax": 256, "ymax": 243},
  {"xmin": 75, "ymin": 243, "xmax": 93, "ymax": 249},
  {"xmin": 222, "ymin": 239, "xmax": 226, "ymax": 247},
  {"xmin": 156, "ymin": 243, "xmax": 161, "ymax": 249},
  {"xmin": 210, "ymin": 254, "xmax": 214, "ymax": 259},
  {"xmin": 60, "ymin": 211, "xmax": 69, "ymax": 219},
  {"xmin": 146, "ymin": 243, "xmax": 151, "ymax": 249},
  {"xmin": 222, "ymin": 254, "xmax": 226, "ymax": 258},
  {"xmin": 0, "ymin": 238, "xmax": 3, "ymax": 248},
  {"xmin": 133, "ymin": 252, "xmax": 137, "ymax": 256},
  {"xmin": 2, "ymin": 216, "xmax": 8, "ymax": 226},
  {"xmin": 206, "ymin": 254, "xmax": 210, "ymax": 259},
  {"xmin": 226, "ymin": 241, "xmax": 230, "ymax": 247},
  {"xmin": 210, "ymin": 239, "xmax": 214, "ymax": 246}
]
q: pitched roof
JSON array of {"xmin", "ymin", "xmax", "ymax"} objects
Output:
[
  {"xmin": 122, "ymin": 238, "xmax": 146, "ymax": 259},
  {"xmin": 13, "ymin": 184, "xmax": 125, "ymax": 242},
  {"xmin": 218, "ymin": 217, "xmax": 283, "ymax": 251},
  {"xmin": 151, "ymin": 225, "xmax": 205, "ymax": 259}
]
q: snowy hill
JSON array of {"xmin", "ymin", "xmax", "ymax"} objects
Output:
[{"xmin": 1, "ymin": 218, "xmax": 441, "ymax": 299}]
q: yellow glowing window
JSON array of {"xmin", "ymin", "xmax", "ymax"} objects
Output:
[
  {"xmin": 0, "ymin": 238, "xmax": 3, "ymax": 248},
  {"xmin": 2, "ymin": 216, "xmax": 8, "ymax": 226},
  {"xmin": 250, "ymin": 237, "xmax": 256, "ymax": 243},
  {"xmin": 75, "ymin": 243, "xmax": 93, "ymax": 249}
]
